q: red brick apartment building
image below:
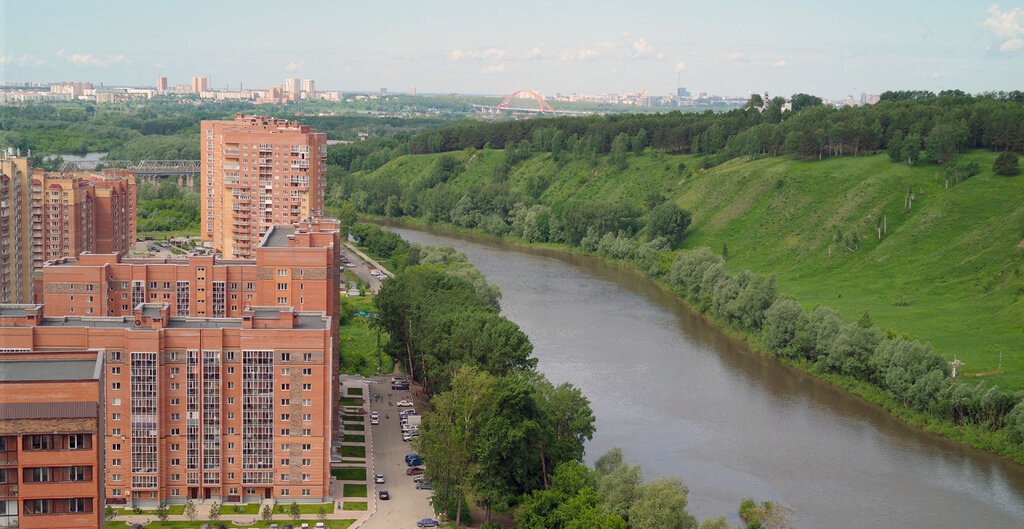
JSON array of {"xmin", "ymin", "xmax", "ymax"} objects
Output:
[
  {"xmin": 0, "ymin": 348, "xmax": 104, "ymax": 529},
  {"xmin": 0, "ymin": 302, "xmax": 336, "ymax": 507},
  {"xmin": 201, "ymin": 115, "xmax": 328, "ymax": 259}
]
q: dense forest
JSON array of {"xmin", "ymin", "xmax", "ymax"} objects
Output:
[{"xmin": 327, "ymin": 91, "xmax": 1024, "ymax": 463}]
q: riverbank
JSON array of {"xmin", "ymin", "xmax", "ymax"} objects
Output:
[{"xmin": 368, "ymin": 215, "xmax": 1024, "ymax": 467}]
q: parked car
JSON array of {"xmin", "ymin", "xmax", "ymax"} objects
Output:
[
  {"xmin": 371, "ymin": 417, "xmax": 380, "ymax": 425},
  {"xmin": 417, "ymin": 519, "xmax": 440, "ymax": 527},
  {"xmin": 392, "ymin": 383, "xmax": 409, "ymax": 390},
  {"xmin": 375, "ymin": 473, "xmax": 385, "ymax": 483},
  {"xmin": 403, "ymin": 432, "xmax": 418, "ymax": 442},
  {"xmin": 413, "ymin": 475, "xmax": 426, "ymax": 483},
  {"xmin": 405, "ymin": 453, "xmax": 419, "ymax": 463},
  {"xmin": 416, "ymin": 481, "xmax": 433, "ymax": 490},
  {"xmin": 406, "ymin": 456, "xmax": 423, "ymax": 466},
  {"xmin": 397, "ymin": 400, "xmax": 414, "ymax": 407},
  {"xmin": 406, "ymin": 466, "xmax": 425, "ymax": 475},
  {"xmin": 379, "ymin": 490, "xmax": 390, "ymax": 500}
]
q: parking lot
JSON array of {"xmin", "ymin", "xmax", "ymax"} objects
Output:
[{"xmin": 359, "ymin": 376, "xmax": 436, "ymax": 529}]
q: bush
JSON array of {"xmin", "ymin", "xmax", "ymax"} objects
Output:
[{"xmin": 993, "ymin": 152, "xmax": 1020, "ymax": 176}]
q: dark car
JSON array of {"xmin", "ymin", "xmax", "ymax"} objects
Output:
[
  {"xmin": 379, "ymin": 490, "xmax": 390, "ymax": 500},
  {"xmin": 417, "ymin": 519, "xmax": 440, "ymax": 527},
  {"xmin": 405, "ymin": 453, "xmax": 419, "ymax": 463},
  {"xmin": 416, "ymin": 481, "xmax": 433, "ymax": 490},
  {"xmin": 406, "ymin": 466, "xmax": 425, "ymax": 475}
]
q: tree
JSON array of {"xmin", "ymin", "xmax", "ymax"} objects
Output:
[
  {"xmin": 902, "ymin": 133, "xmax": 922, "ymax": 166},
  {"xmin": 261, "ymin": 504, "xmax": 273, "ymax": 523},
  {"xmin": 208, "ymin": 501, "xmax": 220, "ymax": 521},
  {"xmin": 289, "ymin": 502, "xmax": 301, "ymax": 521},
  {"xmin": 595, "ymin": 448, "xmax": 642, "ymax": 521},
  {"xmin": 184, "ymin": 500, "xmax": 198, "ymax": 522},
  {"xmin": 317, "ymin": 504, "xmax": 328, "ymax": 522},
  {"xmin": 790, "ymin": 93, "xmax": 822, "ymax": 113},
  {"xmin": 104, "ymin": 505, "xmax": 117, "ymax": 522},
  {"xmin": 994, "ymin": 152, "xmax": 1020, "ymax": 176},
  {"xmin": 647, "ymin": 202, "xmax": 692, "ymax": 243},
  {"xmin": 746, "ymin": 93, "xmax": 764, "ymax": 110},
  {"xmin": 628, "ymin": 478, "xmax": 697, "ymax": 529},
  {"xmin": 156, "ymin": 501, "xmax": 170, "ymax": 523},
  {"xmin": 611, "ymin": 133, "xmax": 630, "ymax": 169}
]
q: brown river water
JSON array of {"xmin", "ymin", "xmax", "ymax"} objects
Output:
[{"xmin": 383, "ymin": 222, "xmax": 1024, "ymax": 528}]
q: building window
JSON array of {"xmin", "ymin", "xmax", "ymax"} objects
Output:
[
  {"xmin": 170, "ymin": 488, "xmax": 180, "ymax": 496},
  {"xmin": 302, "ymin": 444, "xmax": 311, "ymax": 451},
  {"xmin": 281, "ymin": 383, "xmax": 290, "ymax": 391},
  {"xmin": 171, "ymin": 443, "xmax": 180, "ymax": 451},
  {"xmin": 171, "ymin": 459, "xmax": 180, "ymax": 466},
  {"xmin": 277, "ymin": 297, "xmax": 287, "ymax": 304},
  {"xmin": 302, "ymin": 414, "xmax": 311, "ymax": 421},
  {"xmin": 280, "ymin": 458, "xmax": 290, "ymax": 466},
  {"xmin": 302, "ymin": 429, "xmax": 311, "ymax": 436},
  {"xmin": 170, "ymin": 474, "xmax": 180, "ymax": 481},
  {"xmin": 302, "ymin": 459, "xmax": 311, "ymax": 466},
  {"xmin": 302, "ymin": 399, "xmax": 311, "ymax": 406},
  {"xmin": 111, "ymin": 398, "xmax": 121, "ymax": 406},
  {"xmin": 281, "ymin": 414, "xmax": 290, "ymax": 421},
  {"xmin": 303, "ymin": 353, "xmax": 313, "ymax": 362},
  {"xmin": 281, "ymin": 489, "xmax": 289, "ymax": 496},
  {"xmin": 281, "ymin": 368, "xmax": 290, "ymax": 376},
  {"xmin": 302, "ymin": 384, "xmax": 311, "ymax": 391},
  {"xmin": 111, "ymin": 382, "xmax": 120, "ymax": 390},
  {"xmin": 280, "ymin": 429, "xmax": 289, "ymax": 436},
  {"xmin": 111, "ymin": 366, "xmax": 121, "ymax": 375},
  {"xmin": 302, "ymin": 368, "xmax": 312, "ymax": 376},
  {"xmin": 112, "ymin": 428, "xmax": 121, "ymax": 436},
  {"xmin": 112, "ymin": 458, "xmax": 121, "ymax": 466},
  {"xmin": 302, "ymin": 474, "xmax": 311, "ymax": 481},
  {"xmin": 277, "ymin": 269, "xmax": 288, "ymax": 277},
  {"xmin": 281, "ymin": 353, "xmax": 291, "ymax": 362},
  {"xmin": 111, "ymin": 443, "xmax": 121, "ymax": 451},
  {"xmin": 281, "ymin": 399, "xmax": 290, "ymax": 406},
  {"xmin": 112, "ymin": 413, "xmax": 121, "ymax": 420}
]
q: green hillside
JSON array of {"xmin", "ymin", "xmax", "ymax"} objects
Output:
[{"xmin": 354, "ymin": 148, "xmax": 1024, "ymax": 389}]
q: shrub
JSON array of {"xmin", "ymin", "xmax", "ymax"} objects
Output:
[{"xmin": 994, "ymin": 152, "xmax": 1020, "ymax": 176}]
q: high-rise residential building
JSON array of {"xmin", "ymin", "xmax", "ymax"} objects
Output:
[
  {"xmin": 191, "ymin": 76, "xmax": 209, "ymax": 94},
  {"xmin": 410, "ymin": 86, "xmax": 416, "ymax": 96},
  {"xmin": 200, "ymin": 115, "xmax": 327, "ymax": 259},
  {"xmin": 1, "ymin": 154, "xmax": 33, "ymax": 304},
  {"xmin": 0, "ymin": 302, "xmax": 336, "ymax": 507},
  {"xmin": 285, "ymin": 78, "xmax": 301, "ymax": 95},
  {"xmin": 157, "ymin": 76, "xmax": 168, "ymax": 91},
  {"xmin": 302, "ymin": 79, "xmax": 315, "ymax": 98},
  {"xmin": 0, "ymin": 348, "xmax": 105, "ymax": 529},
  {"xmin": 40, "ymin": 220, "xmax": 341, "ymax": 323},
  {"xmin": 30, "ymin": 170, "xmax": 136, "ymax": 267}
]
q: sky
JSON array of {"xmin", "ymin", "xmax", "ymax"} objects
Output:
[{"xmin": 1, "ymin": 0, "xmax": 1023, "ymax": 99}]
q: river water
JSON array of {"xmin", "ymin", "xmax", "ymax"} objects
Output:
[{"xmin": 384, "ymin": 223, "xmax": 1024, "ymax": 528}]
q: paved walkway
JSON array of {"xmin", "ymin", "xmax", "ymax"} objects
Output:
[{"xmin": 343, "ymin": 243, "xmax": 394, "ymax": 278}]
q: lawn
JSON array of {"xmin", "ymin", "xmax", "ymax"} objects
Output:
[
  {"xmin": 339, "ymin": 396, "xmax": 363, "ymax": 406},
  {"xmin": 343, "ymin": 483, "xmax": 367, "ymax": 497},
  {"xmin": 342, "ymin": 434, "xmax": 365, "ymax": 443},
  {"xmin": 344, "ymin": 424, "xmax": 364, "ymax": 432},
  {"xmin": 108, "ymin": 520, "xmax": 353, "ymax": 528},
  {"xmin": 332, "ymin": 467, "xmax": 366, "ymax": 481},
  {"xmin": 132, "ymin": 505, "xmax": 185, "ymax": 515},
  {"xmin": 346, "ymin": 387, "xmax": 363, "ymax": 396},
  {"xmin": 342, "ymin": 502, "xmax": 368, "ymax": 511},
  {"xmin": 338, "ymin": 301, "xmax": 393, "ymax": 377},
  {"xmin": 339, "ymin": 445, "xmax": 365, "ymax": 458},
  {"xmin": 341, "ymin": 415, "xmax": 363, "ymax": 422},
  {"xmin": 218, "ymin": 503, "xmax": 260, "ymax": 515}
]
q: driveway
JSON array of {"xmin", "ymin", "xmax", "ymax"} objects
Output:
[{"xmin": 340, "ymin": 246, "xmax": 386, "ymax": 294}]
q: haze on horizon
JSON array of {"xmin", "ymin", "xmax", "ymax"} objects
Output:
[{"xmin": 1, "ymin": 0, "xmax": 1022, "ymax": 99}]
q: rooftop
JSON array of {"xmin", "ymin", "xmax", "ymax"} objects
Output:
[
  {"xmin": 0, "ymin": 355, "xmax": 102, "ymax": 382},
  {"xmin": 260, "ymin": 225, "xmax": 294, "ymax": 248},
  {"xmin": 0, "ymin": 304, "xmax": 41, "ymax": 317},
  {"xmin": 24, "ymin": 313, "xmax": 328, "ymax": 330}
]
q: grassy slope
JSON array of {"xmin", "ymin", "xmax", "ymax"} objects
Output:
[{"xmin": 363, "ymin": 148, "xmax": 1024, "ymax": 389}]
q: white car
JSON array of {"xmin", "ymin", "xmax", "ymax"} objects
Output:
[
  {"xmin": 375, "ymin": 474, "xmax": 385, "ymax": 484},
  {"xmin": 399, "ymin": 409, "xmax": 416, "ymax": 417},
  {"xmin": 396, "ymin": 400, "xmax": 414, "ymax": 407},
  {"xmin": 371, "ymin": 417, "xmax": 379, "ymax": 425},
  {"xmin": 370, "ymin": 411, "xmax": 379, "ymax": 419},
  {"xmin": 403, "ymin": 432, "xmax": 418, "ymax": 442}
]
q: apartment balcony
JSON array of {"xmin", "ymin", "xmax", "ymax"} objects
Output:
[
  {"xmin": 0, "ymin": 483, "xmax": 17, "ymax": 498},
  {"xmin": 258, "ymin": 159, "xmax": 272, "ymax": 167},
  {"xmin": 222, "ymin": 164, "xmax": 240, "ymax": 171},
  {"xmin": 0, "ymin": 450, "xmax": 15, "ymax": 466},
  {"xmin": 290, "ymin": 160, "xmax": 310, "ymax": 169},
  {"xmin": 223, "ymin": 148, "xmax": 240, "ymax": 156}
]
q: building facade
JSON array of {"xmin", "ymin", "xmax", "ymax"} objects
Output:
[
  {"xmin": 191, "ymin": 77, "xmax": 209, "ymax": 94},
  {"xmin": 40, "ymin": 220, "xmax": 341, "ymax": 322},
  {"xmin": 0, "ymin": 303, "xmax": 336, "ymax": 507},
  {"xmin": 0, "ymin": 349, "xmax": 104, "ymax": 529},
  {"xmin": 156, "ymin": 77, "xmax": 168, "ymax": 92},
  {"xmin": 1, "ymin": 155, "xmax": 33, "ymax": 304},
  {"xmin": 200, "ymin": 115, "xmax": 327, "ymax": 259}
]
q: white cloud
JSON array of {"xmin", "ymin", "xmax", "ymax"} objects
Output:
[
  {"xmin": 1000, "ymin": 37, "xmax": 1024, "ymax": 52},
  {"xmin": 56, "ymin": 49, "xmax": 130, "ymax": 67},
  {"xmin": 450, "ymin": 48, "xmax": 507, "ymax": 61},
  {"xmin": 285, "ymin": 60, "xmax": 305, "ymax": 71},
  {"xmin": 481, "ymin": 64, "xmax": 506, "ymax": 74},
  {"xmin": 983, "ymin": 4, "xmax": 1024, "ymax": 53},
  {"xmin": 727, "ymin": 52, "xmax": 747, "ymax": 62},
  {"xmin": 622, "ymin": 32, "xmax": 661, "ymax": 58},
  {"xmin": 773, "ymin": 60, "xmax": 788, "ymax": 67},
  {"xmin": 675, "ymin": 61, "xmax": 686, "ymax": 72},
  {"xmin": 560, "ymin": 48, "xmax": 600, "ymax": 61},
  {"xmin": 931, "ymin": 71, "xmax": 944, "ymax": 79},
  {"xmin": 0, "ymin": 53, "xmax": 42, "ymax": 67},
  {"xmin": 525, "ymin": 47, "xmax": 543, "ymax": 60}
]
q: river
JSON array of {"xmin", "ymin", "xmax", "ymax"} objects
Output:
[{"xmin": 384, "ymin": 222, "xmax": 1024, "ymax": 528}]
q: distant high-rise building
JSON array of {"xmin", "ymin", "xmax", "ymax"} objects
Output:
[
  {"xmin": 1, "ymin": 154, "xmax": 33, "ymax": 303},
  {"xmin": 410, "ymin": 86, "xmax": 417, "ymax": 96},
  {"xmin": 200, "ymin": 115, "xmax": 328, "ymax": 259},
  {"xmin": 302, "ymin": 79, "xmax": 315, "ymax": 98},
  {"xmin": 285, "ymin": 78, "xmax": 301, "ymax": 94},
  {"xmin": 191, "ymin": 76, "xmax": 209, "ymax": 94},
  {"xmin": 676, "ymin": 87, "xmax": 691, "ymax": 98},
  {"xmin": 380, "ymin": 87, "xmax": 387, "ymax": 95},
  {"xmin": 157, "ymin": 76, "xmax": 168, "ymax": 91}
]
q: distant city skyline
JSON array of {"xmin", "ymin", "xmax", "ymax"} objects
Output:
[{"xmin": 2, "ymin": 0, "xmax": 1023, "ymax": 99}]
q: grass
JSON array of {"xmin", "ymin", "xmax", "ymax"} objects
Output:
[
  {"xmin": 338, "ymin": 396, "xmax": 363, "ymax": 406},
  {"xmin": 339, "ymin": 445, "xmax": 366, "ymax": 458},
  {"xmin": 133, "ymin": 505, "xmax": 185, "ymax": 515},
  {"xmin": 346, "ymin": 387, "xmax": 363, "ymax": 396},
  {"xmin": 137, "ymin": 229, "xmax": 200, "ymax": 239},
  {"xmin": 296, "ymin": 503, "xmax": 335, "ymax": 514},
  {"xmin": 343, "ymin": 434, "xmax": 365, "ymax": 443},
  {"xmin": 344, "ymin": 424, "xmax": 365, "ymax": 431},
  {"xmin": 332, "ymin": 467, "xmax": 366, "ymax": 481},
  {"xmin": 359, "ymin": 148, "xmax": 1024, "ymax": 390},
  {"xmin": 341, "ymin": 414, "xmax": 363, "ymax": 422},
  {"xmin": 343, "ymin": 483, "xmax": 367, "ymax": 497},
  {"xmin": 342, "ymin": 502, "xmax": 368, "ymax": 511},
  {"xmin": 218, "ymin": 503, "xmax": 260, "ymax": 515},
  {"xmin": 338, "ymin": 297, "xmax": 393, "ymax": 377},
  {"xmin": 109, "ymin": 520, "xmax": 353, "ymax": 529}
]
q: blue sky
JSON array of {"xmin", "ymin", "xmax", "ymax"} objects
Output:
[{"xmin": 2, "ymin": 0, "xmax": 1022, "ymax": 98}]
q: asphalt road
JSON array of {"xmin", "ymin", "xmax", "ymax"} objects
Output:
[
  {"xmin": 340, "ymin": 247, "xmax": 385, "ymax": 294},
  {"xmin": 361, "ymin": 377, "xmax": 435, "ymax": 529}
]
